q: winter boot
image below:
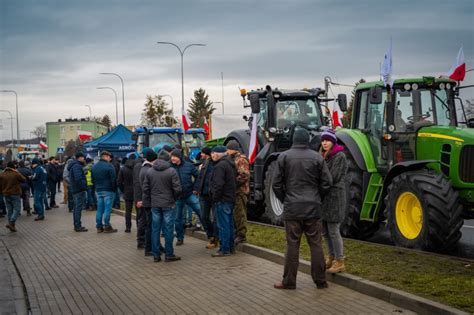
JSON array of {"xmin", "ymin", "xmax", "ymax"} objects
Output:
[
  {"xmin": 325, "ymin": 256, "xmax": 335, "ymax": 269},
  {"xmin": 206, "ymin": 237, "xmax": 217, "ymax": 249},
  {"xmin": 327, "ymin": 258, "xmax": 345, "ymax": 273},
  {"xmin": 103, "ymin": 225, "xmax": 118, "ymax": 233}
]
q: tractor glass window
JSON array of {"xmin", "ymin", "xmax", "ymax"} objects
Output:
[
  {"xmin": 367, "ymin": 92, "xmax": 387, "ymax": 166},
  {"xmin": 433, "ymin": 89, "xmax": 450, "ymax": 126},
  {"xmin": 137, "ymin": 134, "xmax": 145, "ymax": 153},
  {"xmin": 275, "ymin": 99, "xmax": 322, "ymax": 129},
  {"xmin": 357, "ymin": 91, "xmax": 369, "ymax": 129},
  {"xmin": 257, "ymin": 100, "xmax": 268, "ymax": 128},
  {"xmin": 149, "ymin": 133, "xmax": 179, "ymax": 148},
  {"xmin": 419, "ymin": 91, "xmax": 435, "ymax": 124},
  {"xmin": 184, "ymin": 133, "xmax": 205, "ymax": 148}
]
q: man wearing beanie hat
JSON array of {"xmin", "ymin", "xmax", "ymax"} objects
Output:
[
  {"xmin": 137, "ymin": 147, "xmax": 158, "ymax": 255},
  {"xmin": 68, "ymin": 152, "xmax": 88, "ymax": 232},
  {"xmin": 226, "ymin": 140, "xmax": 250, "ymax": 245},
  {"xmin": 272, "ymin": 128, "xmax": 332, "ymax": 290},
  {"xmin": 92, "ymin": 150, "xmax": 118, "ymax": 233},
  {"xmin": 170, "ymin": 148, "xmax": 202, "ymax": 246}
]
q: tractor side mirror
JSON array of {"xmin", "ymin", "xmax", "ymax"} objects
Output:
[
  {"xmin": 370, "ymin": 86, "xmax": 383, "ymax": 104},
  {"xmin": 337, "ymin": 94, "xmax": 347, "ymax": 112},
  {"xmin": 249, "ymin": 94, "xmax": 260, "ymax": 114}
]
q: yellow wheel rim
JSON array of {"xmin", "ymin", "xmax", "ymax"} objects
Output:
[{"xmin": 395, "ymin": 192, "xmax": 423, "ymax": 240}]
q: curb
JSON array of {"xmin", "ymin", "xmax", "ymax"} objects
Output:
[{"xmin": 112, "ymin": 208, "xmax": 467, "ymax": 315}]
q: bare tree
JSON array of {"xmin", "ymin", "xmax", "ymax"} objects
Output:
[{"xmin": 32, "ymin": 125, "xmax": 46, "ymax": 140}]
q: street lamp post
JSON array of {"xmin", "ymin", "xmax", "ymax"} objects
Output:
[
  {"xmin": 97, "ymin": 87, "xmax": 119, "ymax": 125},
  {"xmin": 156, "ymin": 41, "xmax": 206, "ymax": 122},
  {"xmin": 84, "ymin": 105, "xmax": 92, "ymax": 119},
  {"xmin": 0, "ymin": 110, "xmax": 14, "ymax": 148},
  {"xmin": 99, "ymin": 73, "xmax": 125, "ymax": 125},
  {"xmin": 158, "ymin": 94, "xmax": 174, "ymax": 115},
  {"xmin": 0, "ymin": 90, "xmax": 19, "ymax": 146}
]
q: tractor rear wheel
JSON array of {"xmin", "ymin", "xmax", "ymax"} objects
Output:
[
  {"xmin": 385, "ymin": 170, "xmax": 463, "ymax": 251},
  {"xmin": 263, "ymin": 162, "xmax": 284, "ymax": 226},
  {"xmin": 340, "ymin": 153, "xmax": 380, "ymax": 239}
]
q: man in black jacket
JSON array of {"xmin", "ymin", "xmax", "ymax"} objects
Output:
[
  {"xmin": 272, "ymin": 128, "xmax": 332, "ymax": 290},
  {"xmin": 118, "ymin": 154, "xmax": 136, "ymax": 233},
  {"xmin": 17, "ymin": 160, "xmax": 33, "ymax": 216},
  {"xmin": 143, "ymin": 151, "xmax": 182, "ymax": 262},
  {"xmin": 132, "ymin": 153, "xmax": 145, "ymax": 247},
  {"xmin": 209, "ymin": 145, "xmax": 236, "ymax": 257},
  {"xmin": 46, "ymin": 157, "xmax": 59, "ymax": 208}
]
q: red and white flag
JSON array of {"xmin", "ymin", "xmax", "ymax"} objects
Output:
[
  {"xmin": 447, "ymin": 46, "xmax": 466, "ymax": 81},
  {"xmin": 39, "ymin": 140, "xmax": 48, "ymax": 150},
  {"xmin": 77, "ymin": 130, "xmax": 92, "ymax": 141},
  {"xmin": 182, "ymin": 114, "xmax": 191, "ymax": 131},
  {"xmin": 248, "ymin": 113, "xmax": 259, "ymax": 164},
  {"xmin": 331, "ymin": 101, "xmax": 343, "ymax": 128},
  {"xmin": 203, "ymin": 117, "xmax": 210, "ymax": 140}
]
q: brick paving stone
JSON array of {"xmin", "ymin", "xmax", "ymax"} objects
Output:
[{"xmin": 0, "ymin": 198, "xmax": 416, "ymax": 315}]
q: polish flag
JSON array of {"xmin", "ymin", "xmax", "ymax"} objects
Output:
[
  {"xmin": 39, "ymin": 141, "xmax": 48, "ymax": 150},
  {"xmin": 447, "ymin": 46, "xmax": 466, "ymax": 81},
  {"xmin": 331, "ymin": 101, "xmax": 343, "ymax": 128},
  {"xmin": 248, "ymin": 113, "xmax": 259, "ymax": 164},
  {"xmin": 203, "ymin": 117, "xmax": 210, "ymax": 140},
  {"xmin": 182, "ymin": 114, "xmax": 191, "ymax": 131},
  {"xmin": 77, "ymin": 130, "xmax": 92, "ymax": 141}
]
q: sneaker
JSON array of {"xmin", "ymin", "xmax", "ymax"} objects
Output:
[
  {"xmin": 97, "ymin": 227, "xmax": 104, "ymax": 233},
  {"xmin": 125, "ymin": 228, "xmax": 131, "ymax": 233},
  {"xmin": 316, "ymin": 281, "xmax": 329, "ymax": 289},
  {"xmin": 34, "ymin": 216, "xmax": 45, "ymax": 221},
  {"xmin": 154, "ymin": 256, "xmax": 162, "ymax": 263},
  {"xmin": 176, "ymin": 239, "xmax": 184, "ymax": 246},
  {"xmin": 103, "ymin": 225, "xmax": 118, "ymax": 233},
  {"xmin": 164, "ymin": 255, "xmax": 181, "ymax": 262},
  {"xmin": 74, "ymin": 227, "xmax": 88, "ymax": 232},
  {"xmin": 273, "ymin": 282, "xmax": 296, "ymax": 290},
  {"xmin": 45, "ymin": 207, "xmax": 52, "ymax": 211},
  {"xmin": 5, "ymin": 223, "xmax": 17, "ymax": 232},
  {"xmin": 52, "ymin": 205, "xmax": 59, "ymax": 208},
  {"xmin": 212, "ymin": 251, "xmax": 231, "ymax": 257}
]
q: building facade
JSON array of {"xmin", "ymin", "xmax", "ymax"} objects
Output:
[{"xmin": 46, "ymin": 119, "xmax": 109, "ymax": 157}]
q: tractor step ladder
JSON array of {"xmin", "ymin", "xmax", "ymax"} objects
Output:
[{"xmin": 360, "ymin": 173, "xmax": 383, "ymax": 222}]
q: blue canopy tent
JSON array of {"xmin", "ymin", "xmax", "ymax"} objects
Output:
[{"xmin": 84, "ymin": 124, "xmax": 135, "ymax": 158}]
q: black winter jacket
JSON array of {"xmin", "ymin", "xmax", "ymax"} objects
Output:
[
  {"xmin": 209, "ymin": 155, "xmax": 236, "ymax": 203},
  {"xmin": 118, "ymin": 159, "xmax": 135, "ymax": 201},
  {"xmin": 196, "ymin": 158, "xmax": 214, "ymax": 196},
  {"xmin": 132, "ymin": 158, "xmax": 144, "ymax": 202},
  {"xmin": 142, "ymin": 160, "xmax": 182, "ymax": 209},
  {"xmin": 68, "ymin": 160, "xmax": 87, "ymax": 194},
  {"xmin": 139, "ymin": 161, "xmax": 154, "ymax": 208},
  {"xmin": 172, "ymin": 158, "xmax": 199, "ymax": 199},
  {"xmin": 272, "ymin": 144, "xmax": 332, "ymax": 221}
]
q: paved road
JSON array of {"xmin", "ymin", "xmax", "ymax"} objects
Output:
[{"xmin": 0, "ymin": 202, "xmax": 414, "ymax": 314}]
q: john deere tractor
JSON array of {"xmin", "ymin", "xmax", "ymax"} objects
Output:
[
  {"xmin": 225, "ymin": 86, "xmax": 345, "ymax": 224},
  {"xmin": 337, "ymin": 77, "xmax": 474, "ymax": 251}
]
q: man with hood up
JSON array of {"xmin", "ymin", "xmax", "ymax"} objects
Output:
[
  {"xmin": 118, "ymin": 154, "xmax": 136, "ymax": 233},
  {"xmin": 31, "ymin": 158, "xmax": 48, "ymax": 221},
  {"xmin": 143, "ymin": 150, "xmax": 182, "ymax": 262}
]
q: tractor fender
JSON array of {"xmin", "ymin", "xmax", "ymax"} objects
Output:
[
  {"xmin": 225, "ymin": 129, "xmax": 250, "ymax": 156},
  {"xmin": 336, "ymin": 131, "xmax": 367, "ymax": 172}
]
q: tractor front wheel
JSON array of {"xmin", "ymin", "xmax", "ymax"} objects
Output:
[
  {"xmin": 263, "ymin": 162, "xmax": 284, "ymax": 226},
  {"xmin": 385, "ymin": 170, "xmax": 463, "ymax": 251}
]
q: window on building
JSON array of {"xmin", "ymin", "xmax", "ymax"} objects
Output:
[
  {"xmin": 60, "ymin": 139, "xmax": 65, "ymax": 146},
  {"xmin": 60, "ymin": 126, "xmax": 65, "ymax": 133}
]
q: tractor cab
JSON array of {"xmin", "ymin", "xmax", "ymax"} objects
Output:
[
  {"xmin": 133, "ymin": 127, "xmax": 183, "ymax": 154},
  {"xmin": 184, "ymin": 128, "xmax": 206, "ymax": 163}
]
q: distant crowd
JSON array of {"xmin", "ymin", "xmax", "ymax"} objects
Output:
[{"xmin": 0, "ymin": 127, "xmax": 348, "ymax": 290}]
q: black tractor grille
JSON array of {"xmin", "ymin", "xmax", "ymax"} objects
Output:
[{"xmin": 459, "ymin": 145, "xmax": 474, "ymax": 183}]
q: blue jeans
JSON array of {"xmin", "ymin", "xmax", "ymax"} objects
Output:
[
  {"xmin": 96, "ymin": 191, "xmax": 115, "ymax": 228},
  {"xmin": 44, "ymin": 190, "xmax": 49, "ymax": 208},
  {"xmin": 73, "ymin": 191, "xmax": 87, "ymax": 229},
  {"xmin": 175, "ymin": 194, "xmax": 201, "ymax": 241},
  {"xmin": 151, "ymin": 207, "xmax": 175, "ymax": 257},
  {"xmin": 4, "ymin": 195, "xmax": 21, "ymax": 224},
  {"xmin": 215, "ymin": 201, "xmax": 235, "ymax": 253},
  {"xmin": 323, "ymin": 221, "xmax": 344, "ymax": 259},
  {"xmin": 34, "ymin": 190, "xmax": 46, "ymax": 217}
]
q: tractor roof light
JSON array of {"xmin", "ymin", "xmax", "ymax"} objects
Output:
[
  {"xmin": 383, "ymin": 133, "xmax": 392, "ymax": 140},
  {"xmin": 404, "ymin": 83, "xmax": 411, "ymax": 91},
  {"xmin": 439, "ymin": 83, "xmax": 446, "ymax": 90},
  {"xmin": 412, "ymin": 83, "xmax": 419, "ymax": 91},
  {"xmin": 446, "ymin": 83, "xmax": 452, "ymax": 89},
  {"xmin": 240, "ymin": 88, "xmax": 247, "ymax": 97}
]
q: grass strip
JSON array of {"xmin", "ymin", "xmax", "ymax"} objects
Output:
[{"xmin": 247, "ymin": 223, "xmax": 473, "ymax": 313}]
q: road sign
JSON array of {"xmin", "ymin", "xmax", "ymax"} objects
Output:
[{"xmin": 57, "ymin": 147, "xmax": 65, "ymax": 154}]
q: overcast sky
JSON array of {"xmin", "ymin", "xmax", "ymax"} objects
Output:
[{"xmin": 1, "ymin": 0, "xmax": 473, "ymax": 141}]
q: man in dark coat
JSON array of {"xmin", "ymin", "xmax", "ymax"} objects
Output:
[
  {"xmin": 170, "ymin": 149, "xmax": 201, "ymax": 246},
  {"xmin": 143, "ymin": 150, "xmax": 182, "ymax": 262},
  {"xmin": 138, "ymin": 149, "xmax": 158, "ymax": 255},
  {"xmin": 209, "ymin": 145, "xmax": 236, "ymax": 257},
  {"xmin": 133, "ymin": 152, "xmax": 145, "ymax": 248},
  {"xmin": 68, "ymin": 152, "xmax": 88, "ymax": 232},
  {"xmin": 31, "ymin": 158, "xmax": 48, "ymax": 221},
  {"xmin": 272, "ymin": 128, "xmax": 332, "ymax": 290},
  {"xmin": 0, "ymin": 161, "xmax": 26, "ymax": 232},
  {"xmin": 92, "ymin": 151, "xmax": 118, "ymax": 233},
  {"xmin": 46, "ymin": 157, "xmax": 59, "ymax": 208},
  {"xmin": 17, "ymin": 160, "xmax": 33, "ymax": 216},
  {"xmin": 118, "ymin": 154, "xmax": 136, "ymax": 233}
]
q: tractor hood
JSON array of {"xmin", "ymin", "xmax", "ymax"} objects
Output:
[{"xmin": 417, "ymin": 125, "xmax": 474, "ymax": 144}]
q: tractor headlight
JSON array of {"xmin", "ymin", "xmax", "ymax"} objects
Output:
[{"xmin": 269, "ymin": 127, "xmax": 277, "ymax": 134}]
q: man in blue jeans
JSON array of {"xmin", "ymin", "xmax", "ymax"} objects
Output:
[
  {"xmin": 92, "ymin": 151, "xmax": 118, "ymax": 233},
  {"xmin": 143, "ymin": 150, "xmax": 182, "ymax": 262},
  {"xmin": 170, "ymin": 149, "xmax": 202, "ymax": 246},
  {"xmin": 0, "ymin": 161, "xmax": 26, "ymax": 232},
  {"xmin": 209, "ymin": 145, "xmax": 236, "ymax": 257},
  {"xmin": 31, "ymin": 158, "xmax": 48, "ymax": 221},
  {"xmin": 68, "ymin": 152, "xmax": 88, "ymax": 232}
]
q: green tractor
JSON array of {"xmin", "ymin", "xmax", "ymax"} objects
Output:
[{"xmin": 337, "ymin": 77, "xmax": 474, "ymax": 251}]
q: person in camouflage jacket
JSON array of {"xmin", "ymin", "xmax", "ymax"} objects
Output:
[{"xmin": 226, "ymin": 140, "xmax": 250, "ymax": 244}]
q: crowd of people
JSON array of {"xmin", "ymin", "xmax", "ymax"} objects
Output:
[{"xmin": 0, "ymin": 127, "xmax": 347, "ymax": 290}]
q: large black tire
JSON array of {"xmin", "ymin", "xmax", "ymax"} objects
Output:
[
  {"xmin": 385, "ymin": 170, "xmax": 463, "ymax": 251},
  {"xmin": 340, "ymin": 153, "xmax": 380, "ymax": 239},
  {"xmin": 263, "ymin": 162, "xmax": 284, "ymax": 226}
]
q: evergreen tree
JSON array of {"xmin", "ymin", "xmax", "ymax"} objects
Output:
[
  {"xmin": 141, "ymin": 95, "xmax": 175, "ymax": 126},
  {"xmin": 187, "ymin": 88, "xmax": 215, "ymax": 128}
]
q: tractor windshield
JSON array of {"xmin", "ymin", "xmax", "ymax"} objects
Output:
[
  {"xmin": 274, "ymin": 99, "xmax": 322, "ymax": 129},
  {"xmin": 149, "ymin": 133, "xmax": 180, "ymax": 147},
  {"xmin": 184, "ymin": 133, "xmax": 205, "ymax": 148}
]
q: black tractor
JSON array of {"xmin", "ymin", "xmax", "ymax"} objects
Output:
[{"xmin": 224, "ymin": 85, "xmax": 346, "ymax": 224}]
